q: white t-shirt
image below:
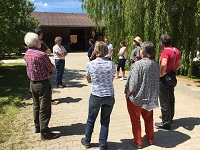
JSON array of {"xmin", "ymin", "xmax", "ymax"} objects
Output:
[
  {"xmin": 119, "ymin": 47, "xmax": 127, "ymax": 59},
  {"xmin": 105, "ymin": 43, "xmax": 113, "ymax": 57},
  {"xmin": 53, "ymin": 44, "xmax": 67, "ymax": 59}
]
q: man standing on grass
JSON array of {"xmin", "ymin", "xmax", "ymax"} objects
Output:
[{"xmin": 24, "ymin": 32, "xmax": 59, "ymax": 140}]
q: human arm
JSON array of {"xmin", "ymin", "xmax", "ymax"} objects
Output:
[
  {"xmin": 45, "ymin": 49, "xmax": 51, "ymax": 54},
  {"xmin": 126, "ymin": 88, "xmax": 131, "ymax": 99},
  {"xmin": 40, "ymin": 40, "xmax": 51, "ymax": 54},
  {"xmin": 108, "ymin": 44, "xmax": 114, "ymax": 59},
  {"xmin": 176, "ymin": 59, "xmax": 182, "ymax": 71},
  {"xmin": 86, "ymin": 62, "xmax": 92, "ymax": 83},
  {"xmin": 53, "ymin": 45, "xmax": 65, "ymax": 56},
  {"xmin": 135, "ymin": 47, "xmax": 141, "ymax": 61},
  {"xmin": 125, "ymin": 63, "xmax": 139, "ymax": 98},
  {"xmin": 63, "ymin": 51, "xmax": 68, "ymax": 56},
  {"xmin": 112, "ymin": 62, "xmax": 116, "ymax": 81},
  {"xmin": 160, "ymin": 58, "xmax": 167, "ymax": 77},
  {"xmin": 130, "ymin": 50, "xmax": 134, "ymax": 62},
  {"xmin": 50, "ymin": 65, "xmax": 56, "ymax": 72},
  {"xmin": 118, "ymin": 47, "xmax": 127, "ymax": 56},
  {"xmin": 86, "ymin": 76, "xmax": 92, "ymax": 83},
  {"xmin": 88, "ymin": 45, "xmax": 93, "ymax": 57},
  {"xmin": 43, "ymin": 54, "xmax": 55, "ymax": 72},
  {"xmin": 90, "ymin": 49, "xmax": 96, "ymax": 60},
  {"xmin": 109, "ymin": 48, "xmax": 114, "ymax": 58}
]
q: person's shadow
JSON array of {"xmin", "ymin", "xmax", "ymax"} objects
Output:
[
  {"xmin": 172, "ymin": 117, "xmax": 200, "ymax": 131},
  {"xmin": 51, "ymin": 123, "xmax": 85, "ymax": 136},
  {"xmin": 53, "ymin": 97, "xmax": 82, "ymax": 104},
  {"xmin": 152, "ymin": 117, "xmax": 200, "ymax": 148},
  {"xmin": 102, "ymin": 117, "xmax": 200, "ymax": 149}
]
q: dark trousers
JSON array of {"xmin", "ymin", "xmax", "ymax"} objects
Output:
[
  {"xmin": 30, "ymin": 79, "xmax": 52, "ymax": 133},
  {"xmin": 84, "ymin": 94, "xmax": 115, "ymax": 149},
  {"xmin": 55, "ymin": 59, "xmax": 65, "ymax": 85},
  {"xmin": 159, "ymin": 75, "xmax": 177, "ymax": 127},
  {"xmin": 117, "ymin": 59, "xmax": 126, "ymax": 71}
]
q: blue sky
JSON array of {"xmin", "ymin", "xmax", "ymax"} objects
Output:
[{"xmin": 30, "ymin": 0, "xmax": 86, "ymax": 13}]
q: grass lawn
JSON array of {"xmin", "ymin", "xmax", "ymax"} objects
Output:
[
  {"xmin": 0, "ymin": 54, "xmax": 24, "ymax": 60},
  {"xmin": 0, "ymin": 63, "xmax": 31, "ymax": 144}
]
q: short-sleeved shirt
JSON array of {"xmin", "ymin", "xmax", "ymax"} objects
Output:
[
  {"xmin": 119, "ymin": 46, "xmax": 127, "ymax": 59},
  {"xmin": 159, "ymin": 46, "xmax": 181, "ymax": 73},
  {"xmin": 130, "ymin": 46, "xmax": 141, "ymax": 62},
  {"xmin": 24, "ymin": 48, "xmax": 54, "ymax": 81},
  {"xmin": 105, "ymin": 43, "xmax": 113, "ymax": 57},
  {"xmin": 53, "ymin": 44, "xmax": 67, "ymax": 59},
  {"xmin": 86, "ymin": 57, "xmax": 116, "ymax": 97}
]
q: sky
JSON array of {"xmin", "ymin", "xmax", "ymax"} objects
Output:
[{"xmin": 30, "ymin": 0, "xmax": 86, "ymax": 13}]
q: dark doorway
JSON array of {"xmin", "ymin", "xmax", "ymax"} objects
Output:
[{"xmin": 70, "ymin": 29, "xmax": 85, "ymax": 51}]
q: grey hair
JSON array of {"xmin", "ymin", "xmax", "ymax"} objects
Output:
[
  {"xmin": 141, "ymin": 42, "xmax": 156, "ymax": 60},
  {"xmin": 24, "ymin": 32, "xmax": 39, "ymax": 47},
  {"xmin": 54, "ymin": 36, "xmax": 62, "ymax": 43}
]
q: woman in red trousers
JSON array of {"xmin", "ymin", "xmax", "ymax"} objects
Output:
[{"xmin": 125, "ymin": 42, "xmax": 159, "ymax": 149}]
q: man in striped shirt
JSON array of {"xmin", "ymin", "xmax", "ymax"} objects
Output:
[{"xmin": 24, "ymin": 32, "xmax": 59, "ymax": 140}]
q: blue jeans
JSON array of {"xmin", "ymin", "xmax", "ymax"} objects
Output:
[
  {"xmin": 84, "ymin": 94, "xmax": 115, "ymax": 149},
  {"xmin": 55, "ymin": 59, "xmax": 65, "ymax": 85}
]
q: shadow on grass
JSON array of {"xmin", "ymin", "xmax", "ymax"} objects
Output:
[{"xmin": 0, "ymin": 64, "xmax": 31, "ymax": 108}]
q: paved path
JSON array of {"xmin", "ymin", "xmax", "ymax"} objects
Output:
[{"xmin": 24, "ymin": 53, "xmax": 200, "ymax": 150}]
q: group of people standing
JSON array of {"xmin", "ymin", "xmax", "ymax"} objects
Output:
[
  {"xmin": 23, "ymin": 30, "xmax": 182, "ymax": 149},
  {"xmin": 84, "ymin": 34, "xmax": 182, "ymax": 149}
]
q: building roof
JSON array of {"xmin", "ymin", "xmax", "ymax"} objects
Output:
[{"xmin": 31, "ymin": 12, "xmax": 104, "ymax": 28}]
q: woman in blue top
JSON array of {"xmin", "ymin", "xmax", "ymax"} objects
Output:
[{"xmin": 81, "ymin": 41, "xmax": 116, "ymax": 150}]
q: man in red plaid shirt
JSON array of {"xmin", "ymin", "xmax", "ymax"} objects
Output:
[{"xmin": 24, "ymin": 32, "xmax": 59, "ymax": 140}]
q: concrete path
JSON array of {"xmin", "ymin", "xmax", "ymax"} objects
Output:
[{"xmin": 23, "ymin": 52, "xmax": 200, "ymax": 150}]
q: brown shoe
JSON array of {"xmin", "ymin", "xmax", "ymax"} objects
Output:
[{"xmin": 57, "ymin": 84, "xmax": 64, "ymax": 88}]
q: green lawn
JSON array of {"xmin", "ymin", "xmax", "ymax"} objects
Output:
[{"xmin": 0, "ymin": 63, "xmax": 30, "ymax": 143}]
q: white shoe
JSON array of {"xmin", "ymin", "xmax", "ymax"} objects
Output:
[
  {"xmin": 114, "ymin": 76, "xmax": 119, "ymax": 79},
  {"xmin": 120, "ymin": 77, "xmax": 124, "ymax": 81}
]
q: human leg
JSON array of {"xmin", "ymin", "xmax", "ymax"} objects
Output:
[
  {"xmin": 126, "ymin": 98, "xmax": 142, "ymax": 146},
  {"xmin": 30, "ymin": 81, "xmax": 40, "ymax": 132},
  {"xmin": 156, "ymin": 81, "xmax": 171, "ymax": 129},
  {"xmin": 141, "ymin": 109, "xmax": 154, "ymax": 144},
  {"xmin": 60, "ymin": 59, "xmax": 65, "ymax": 85},
  {"xmin": 99, "ymin": 96, "xmax": 115, "ymax": 149},
  {"xmin": 84, "ymin": 94, "xmax": 101, "ymax": 144},
  {"xmin": 38, "ymin": 80, "xmax": 52, "ymax": 134},
  {"xmin": 121, "ymin": 59, "xmax": 126, "ymax": 77},
  {"xmin": 55, "ymin": 59, "xmax": 62, "ymax": 86},
  {"xmin": 169, "ymin": 75, "xmax": 177, "ymax": 121},
  {"xmin": 115, "ymin": 59, "xmax": 121, "ymax": 78}
]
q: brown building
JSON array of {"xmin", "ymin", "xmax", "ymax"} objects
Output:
[{"xmin": 31, "ymin": 12, "xmax": 105, "ymax": 52}]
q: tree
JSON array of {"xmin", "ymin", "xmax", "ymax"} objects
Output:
[
  {"xmin": 0, "ymin": 0, "xmax": 39, "ymax": 57},
  {"xmin": 81, "ymin": 0, "xmax": 200, "ymax": 77}
]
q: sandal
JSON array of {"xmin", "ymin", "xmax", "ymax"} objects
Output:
[{"xmin": 130, "ymin": 139, "xmax": 142, "ymax": 149}]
